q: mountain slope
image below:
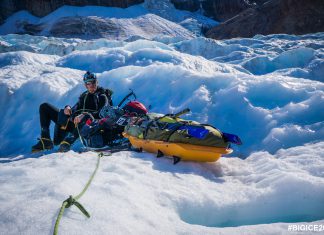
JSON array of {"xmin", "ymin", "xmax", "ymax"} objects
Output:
[
  {"xmin": 0, "ymin": 5, "xmax": 197, "ymax": 40},
  {"xmin": 0, "ymin": 0, "xmax": 144, "ymax": 25},
  {"xmin": 206, "ymin": 0, "xmax": 324, "ymax": 39}
]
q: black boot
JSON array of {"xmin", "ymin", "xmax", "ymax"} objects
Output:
[
  {"xmin": 58, "ymin": 133, "xmax": 77, "ymax": 152},
  {"xmin": 31, "ymin": 128, "xmax": 53, "ymax": 153},
  {"xmin": 53, "ymin": 124, "xmax": 67, "ymax": 146}
]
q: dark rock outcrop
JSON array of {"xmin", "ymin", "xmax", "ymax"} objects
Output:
[
  {"xmin": 18, "ymin": 14, "xmax": 194, "ymax": 40},
  {"xmin": 170, "ymin": 0, "xmax": 253, "ymax": 21},
  {"xmin": 206, "ymin": 0, "xmax": 324, "ymax": 39},
  {"xmin": 253, "ymin": 0, "xmax": 268, "ymax": 4},
  {"xmin": 48, "ymin": 16, "xmax": 126, "ymax": 39},
  {"xmin": 170, "ymin": 0, "xmax": 200, "ymax": 13},
  {"xmin": 201, "ymin": 0, "xmax": 252, "ymax": 21},
  {"xmin": 0, "ymin": 0, "xmax": 144, "ymax": 25}
]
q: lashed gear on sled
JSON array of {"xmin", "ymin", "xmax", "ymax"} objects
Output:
[{"xmin": 124, "ymin": 112, "xmax": 239, "ymax": 148}]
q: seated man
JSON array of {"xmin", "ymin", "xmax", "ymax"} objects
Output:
[{"xmin": 31, "ymin": 71, "xmax": 113, "ymax": 153}]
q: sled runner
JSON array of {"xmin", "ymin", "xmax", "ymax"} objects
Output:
[{"xmin": 123, "ymin": 133, "xmax": 233, "ymax": 163}]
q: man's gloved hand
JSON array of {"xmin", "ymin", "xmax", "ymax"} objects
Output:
[
  {"xmin": 74, "ymin": 114, "xmax": 85, "ymax": 125},
  {"xmin": 64, "ymin": 106, "xmax": 72, "ymax": 115}
]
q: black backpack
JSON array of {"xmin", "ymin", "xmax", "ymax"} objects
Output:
[
  {"xmin": 103, "ymin": 88, "xmax": 113, "ymax": 106},
  {"xmin": 81, "ymin": 87, "xmax": 113, "ymax": 106}
]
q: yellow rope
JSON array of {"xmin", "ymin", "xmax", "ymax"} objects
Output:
[
  {"xmin": 40, "ymin": 138, "xmax": 51, "ymax": 150},
  {"xmin": 60, "ymin": 141, "xmax": 71, "ymax": 146}
]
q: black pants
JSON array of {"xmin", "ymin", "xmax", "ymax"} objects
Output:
[{"xmin": 39, "ymin": 103, "xmax": 76, "ymax": 145}]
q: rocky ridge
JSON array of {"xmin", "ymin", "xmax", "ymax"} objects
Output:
[
  {"xmin": 206, "ymin": 0, "xmax": 324, "ymax": 39},
  {"xmin": 0, "ymin": 0, "xmax": 144, "ymax": 25}
]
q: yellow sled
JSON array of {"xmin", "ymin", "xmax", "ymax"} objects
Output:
[{"xmin": 123, "ymin": 133, "xmax": 233, "ymax": 164}]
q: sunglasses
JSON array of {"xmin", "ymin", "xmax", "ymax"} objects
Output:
[{"xmin": 85, "ymin": 80, "xmax": 97, "ymax": 85}]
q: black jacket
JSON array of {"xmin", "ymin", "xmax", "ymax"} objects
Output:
[{"xmin": 72, "ymin": 87, "xmax": 110, "ymax": 119}]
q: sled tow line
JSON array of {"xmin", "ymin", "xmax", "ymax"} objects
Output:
[{"xmin": 53, "ymin": 152, "xmax": 103, "ymax": 235}]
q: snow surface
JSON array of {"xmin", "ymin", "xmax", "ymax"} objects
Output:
[
  {"xmin": 0, "ymin": 32, "xmax": 323, "ymax": 234},
  {"xmin": 0, "ymin": 143, "xmax": 323, "ymax": 234}
]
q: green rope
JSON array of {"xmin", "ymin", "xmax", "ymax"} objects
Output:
[
  {"xmin": 76, "ymin": 124, "xmax": 88, "ymax": 149},
  {"xmin": 53, "ymin": 152, "xmax": 104, "ymax": 235}
]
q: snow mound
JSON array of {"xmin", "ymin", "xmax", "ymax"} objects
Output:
[
  {"xmin": 242, "ymin": 48, "xmax": 315, "ymax": 75},
  {"xmin": 173, "ymin": 33, "xmax": 324, "ymax": 82},
  {"xmin": 0, "ymin": 51, "xmax": 57, "ymax": 68},
  {"xmin": 178, "ymin": 142, "xmax": 324, "ymax": 227},
  {"xmin": 56, "ymin": 40, "xmax": 239, "ymax": 75}
]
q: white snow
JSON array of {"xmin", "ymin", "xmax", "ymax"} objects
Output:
[
  {"xmin": 0, "ymin": 143, "xmax": 323, "ymax": 234},
  {"xmin": 0, "ymin": 21, "xmax": 323, "ymax": 235}
]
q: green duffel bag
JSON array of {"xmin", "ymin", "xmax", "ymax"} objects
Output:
[{"xmin": 124, "ymin": 112, "xmax": 228, "ymax": 148}]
